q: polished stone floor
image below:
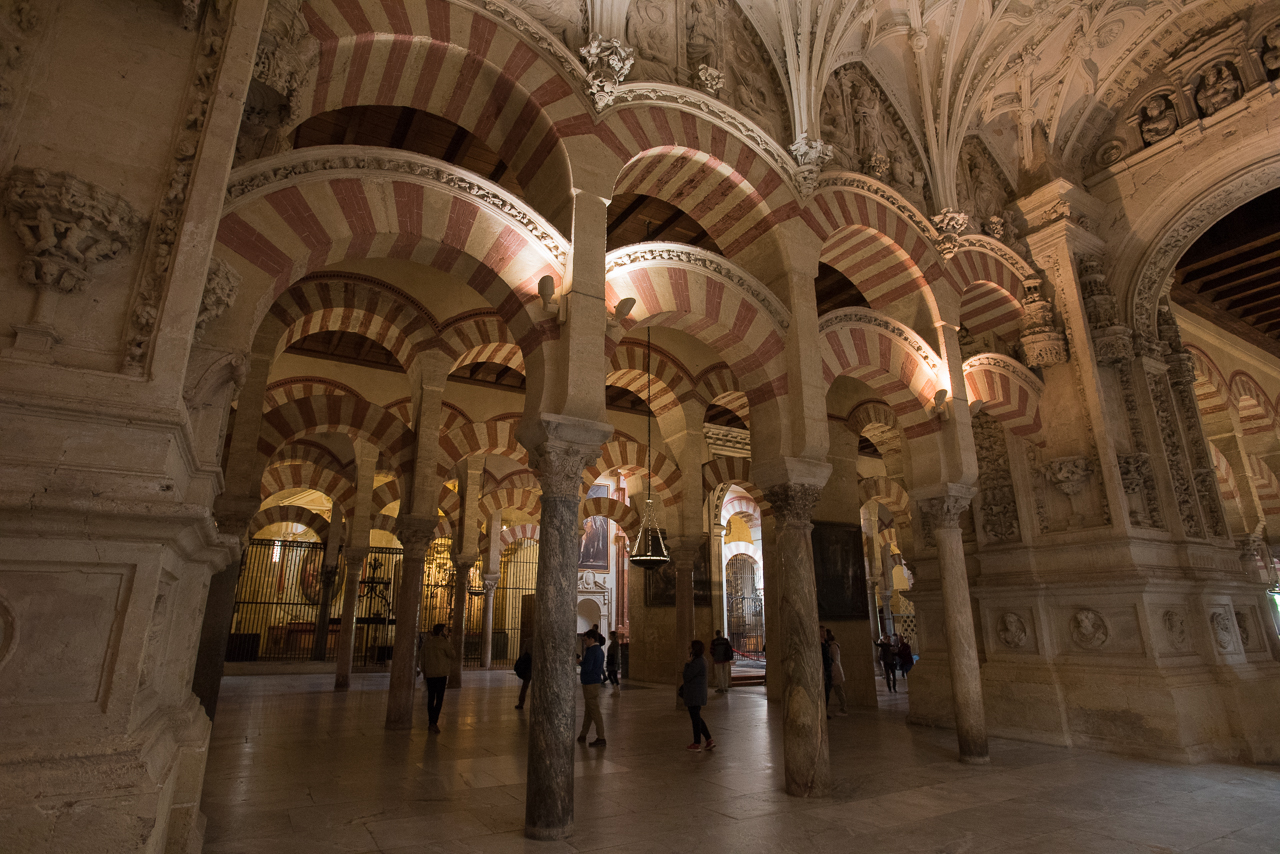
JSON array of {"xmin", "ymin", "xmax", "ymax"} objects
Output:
[{"xmin": 202, "ymin": 670, "xmax": 1280, "ymax": 854}]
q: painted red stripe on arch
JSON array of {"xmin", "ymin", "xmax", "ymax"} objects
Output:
[
  {"xmin": 303, "ymin": 8, "xmax": 339, "ymax": 112},
  {"xmin": 379, "ymin": 0, "xmax": 412, "ymax": 34},
  {"xmin": 376, "ymin": 34, "xmax": 414, "ymax": 103},
  {"xmin": 330, "ymin": 178, "xmax": 377, "ymax": 258},
  {"xmin": 435, "ymin": 196, "xmax": 479, "ymax": 271},
  {"xmin": 341, "ymin": 32, "xmax": 376, "ymax": 107}
]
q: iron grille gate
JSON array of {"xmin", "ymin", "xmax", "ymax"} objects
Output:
[
  {"xmin": 726, "ymin": 554, "xmax": 764, "ymax": 655},
  {"xmin": 229, "ymin": 536, "xmax": 541, "ymax": 669}
]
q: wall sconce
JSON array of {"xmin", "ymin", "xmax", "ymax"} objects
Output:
[
  {"xmin": 929, "ymin": 389, "xmax": 950, "ymax": 420},
  {"xmin": 538, "ymin": 275, "xmax": 568, "ymax": 324},
  {"xmin": 609, "ymin": 297, "xmax": 636, "ymax": 328},
  {"xmin": 969, "ymin": 399, "xmax": 986, "ymax": 417}
]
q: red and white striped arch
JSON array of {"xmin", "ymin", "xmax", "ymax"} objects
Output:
[
  {"xmin": 438, "ymin": 311, "xmax": 524, "ymax": 370},
  {"xmin": 261, "ymin": 461, "xmax": 357, "ymax": 520},
  {"xmin": 490, "ymin": 470, "xmax": 540, "ymax": 494},
  {"xmin": 721, "ymin": 493, "xmax": 761, "ymax": 527},
  {"xmin": 859, "ymin": 475, "xmax": 911, "ymax": 515},
  {"xmin": 821, "ymin": 225, "xmax": 933, "ymax": 310},
  {"xmin": 248, "ymin": 504, "xmax": 331, "ymax": 542},
  {"xmin": 257, "ymin": 394, "xmax": 416, "ymax": 474},
  {"xmin": 606, "ymin": 246, "xmax": 790, "ymax": 407},
  {"xmin": 439, "ymin": 403, "xmax": 470, "ymax": 434},
  {"xmin": 696, "ymin": 363, "xmax": 743, "ymax": 404},
  {"xmin": 438, "ymin": 487, "xmax": 461, "ymax": 531},
  {"xmin": 585, "ymin": 438, "xmax": 682, "ymax": 507},
  {"xmin": 297, "ymin": 0, "xmax": 581, "ymax": 224},
  {"xmin": 498, "ymin": 523, "xmax": 541, "ymax": 551},
  {"xmin": 817, "ymin": 308, "xmax": 944, "ymax": 439},
  {"xmin": 266, "ymin": 274, "xmax": 438, "ymax": 368},
  {"xmin": 436, "ymin": 420, "xmax": 528, "ymax": 476},
  {"xmin": 372, "ymin": 480, "xmax": 402, "ymax": 516},
  {"xmin": 1187, "ymin": 346, "xmax": 1234, "ymax": 417},
  {"xmin": 958, "ymin": 281, "xmax": 1025, "ymax": 343},
  {"xmin": 264, "ymin": 377, "xmax": 367, "ymax": 413},
  {"xmin": 609, "ymin": 341, "xmax": 699, "ymax": 412},
  {"xmin": 579, "ymin": 496, "xmax": 641, "ymax": 541},
  {"xmin": 1230, "ymin": 372, "xmax": 1278, "ymax": 440},
  {"xmin": 942, "ymin": 239, "xmax": 1032, "ymax": 311},
  {"xmin": 702, "ymin": 457, "xmax": 767, "ymax": 509},
  {"xmin": 962, "ymin": 354, "xmax": 1045, "ymax": 443},
  {"xmin": 1247, "ymin": 454, "xmax": 1280, "ymax": 518},
  {"xmin": 217, "ymin": 154, "xmax": 564, "ymax": 356},
  {"xmin": 1211, "ymin": 443, "xmax": 1239, "ymax": 506},
  {"xmin": 609, "ymin": 142, "xmax": 795, "ymax": 258},
  {"xmin": 267, "ymin": 438, "xmax": 350, "ymax": 473},
  {"xmin": 478, "ymin": 488, "xmax": 541, "ymax": 522}
]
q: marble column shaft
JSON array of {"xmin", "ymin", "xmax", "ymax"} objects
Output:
[
  {"xmin": 524, "ymin": 440, "xmax": 600, "ymax": 840},
  {"xmin": 921, "ymin": 492, "xmax": 989, "ymax": 764},
  {"xmin": 449, "ymin": 556, "xmax": 473, "ymax": 688},
  {"xmin": 335, "ymin": 440, "xmax": 380, "ymax": 692},
  {"xmin": 386, "ymin": 518, "xmax": 433, "ymax": 726},
  {"xmin": 480, "ymin": 577, "xmax": 498, "ymax": 668},
  {"xmin": 763, "ymin": 483, "xmax": 830, "ymax": 797},
  {"xmin": 312, "ymin": 506, "xmax": 345, "ymax": 661}
]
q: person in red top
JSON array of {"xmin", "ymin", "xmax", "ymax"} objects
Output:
[{"xmin": 709, "ymin": 629, "xmax": 734, "ymax": 693}]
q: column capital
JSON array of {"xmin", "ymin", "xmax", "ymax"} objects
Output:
[
  {"xmin": 763, "ymin": 482, "xmax": 823, "ymax": 526},
  {"xmin": 916, "ymin": 485, "xmax": 977, "ymax": 532},
  {"xmin": 519, "ymin": 414, "xmax": 613, "ymax": 499},
  {"xmin": 395, "ymin": 515, "xmax": 435, "ymax": 552},
  {"xmin": 482, "ymin": 577, "xmax": 498, "ymax": 594}
]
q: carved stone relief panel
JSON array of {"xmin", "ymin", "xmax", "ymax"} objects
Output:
[
  {"xmin": 236, "ymin": 0, "xmax": 319, "ymax": 165},
  {"xmin": 1208, "ymin": 607, "xmax": 1237, "ymax": 652},
  {"xmin": 973, "ymin": 413, "xmax": 1020, "ymax": 544},
  {"xmin": 623, "ymin": 0, "xmax": 789, "ymax": 145},
  {"xmin": 1260, "ymin": 22, "xmax": 1280, "ymax": 82},
  {"xmin": 989, "ymin": 608, "xmax": 1037, "ymax": 653},
  {"xmin": 1159, "ymin": 607, "xmax": 1191, "ymax": 654},
  {"xmin": 1057, "ymin": 605, "xmax": 1145, "ymax": 656},
  {"xmin": 513, "ymin": 0, "xmax": 588, "ymax": 52},
  {"xmin": 1071, "ymin": 608, "xmax": 1110, "ymax": 649},
  {"xmin": 819, "ymin": 63, "xmax": 932, "ymax": 212},
  {"xmin": 956, "ymin": 137, "xmax": 1014, "ymax": 235},
  {"xmin": 1136, "ymin": 93, "xmax": 1179, "ymax": 146},
  {"xmin": 1233, "ymin": 604, "xmax": 1263, "ymax": 652},
  {"xmin": 1193, "ymin": 60, "xmax": 1244, "ymax": 118}
]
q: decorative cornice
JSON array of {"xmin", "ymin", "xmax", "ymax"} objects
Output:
[
  {"xmin": 818, "ymin": 306, "xmax": 941, "ymax": 371},
  {"xmin": 224, "ymin": 148, "xmax": 569, "ymax": 267},
  {"xmin": 605, "ymin": 242, "xmax": 790, "ymax": 331}
]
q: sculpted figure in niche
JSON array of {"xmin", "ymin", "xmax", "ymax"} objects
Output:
[
  {"xmin": 852, "ymin": 80, "xmax": 889, "ymax": 167},
  {"xmin": 958, "ymin": 143, "xmax": 1007, "ymax": 224},
  {"xmin": 820, "ymin": 72, "xmax": 857, "ymax": 170},
  {"xmin": 1195, "ymin": 62, "xmax": 1242, "ymax": 117},
  {"xmin": 1138, "ymin": 95, "xmax": 1178, "ymax": 145},
  {"xmin": 728, "ymin": 43, "xmax": 776, "ymax": 139},
  {"xmin": 1071, "ymin": 608, "xmax": 1109, "ymax": 648},
  {"xmin": 1262, "ymin": 24, "xmax": 1280, "ymax": 80},
  {"xmin": 998, "ymin": 613, "xmax": 1028, "ymax": 648},
  {"xmin": 626, "ymin": 0, "xmax": 675, "ymax": 83},
  {"xmin": 686, "ymin": 0, "xmax": 721, "ymax": 79},
  {"xmin": 518, "ymin": 0, "xmax": 586, "ymax": 52}
]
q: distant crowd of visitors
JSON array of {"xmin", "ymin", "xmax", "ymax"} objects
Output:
[{"xmin": 415, "ymin": 621, "xmax": 917, "ymax": 748}]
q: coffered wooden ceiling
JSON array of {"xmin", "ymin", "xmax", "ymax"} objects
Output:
[{"xmin": 1171, "ymin": 188, "xmax": 1280, "ymax": 359}]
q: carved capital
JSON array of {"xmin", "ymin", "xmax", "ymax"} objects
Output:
[
  {"xmin": 917, "ymin": 494, "xmax": 973, "ymax": 531},
  {"xmin": 4, "ymin": 167, "xmax": 145, "ymax": 294},
  {"xmin": 528, "ymin": 441, "xmax": 599, "ymax": 499},
  {"xmin": 395, "ymin": 515, "xmax": 436, "ymax": 553},
  {"xmin": 762, "ymin": 483, "xmax": 822, "ymax": 526}
]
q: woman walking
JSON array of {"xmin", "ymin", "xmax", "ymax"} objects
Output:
[
  {"xmin": 826, "ymin": 629, "xmax": 848, "ymax": 715},
  {"xmin": 682, "ymin": 639, "xmax": 715, "ymax": 751}
]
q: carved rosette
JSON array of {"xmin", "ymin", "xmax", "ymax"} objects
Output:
[
  {"xmin": 3, "ymin": 167, "xmax": 145, "ymax": 293},
  {"xmin": 528, "ymin": 441, "xmax": 600, "ymax": 500},
  {"xmin": 762, "ymin": 483, "xmax": 822, "ymax": 528},
  {"xmin": 579, "ymin": 32, "xmax": 633, "ymax": 111}
]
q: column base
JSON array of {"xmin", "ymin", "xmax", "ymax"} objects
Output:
[{"xmin": 524, "ymin": 823, "xmax": 573, "ymax": 841}]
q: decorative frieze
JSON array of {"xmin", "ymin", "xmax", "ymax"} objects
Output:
[
  {"xmin": 818, "ymin": 306, "xmax": 940, "ymax": 370},
  {"xmin": 4, "ymin": 167, "xmax": 145, "ymax": 294}
]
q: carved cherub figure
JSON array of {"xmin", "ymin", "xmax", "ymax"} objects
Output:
[
  {"xmin": 1138, "ymin": 95, "xmax": 1178, "ymax": 145},
  {"xmin": 58, "ymin": 217, "xmax": 93, "ymax": 264},
  {"xmin": 17, "ymin": 207, "xmax": 59, "ymax": 254}
]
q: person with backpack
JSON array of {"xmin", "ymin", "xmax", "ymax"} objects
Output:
[
  {"xmin": 709, "ymin": 629, "xmax": 733, "ymax": 693},
  {"xmin": 513, "ymin": 638, "xmax": 532, "ymax": 710}
]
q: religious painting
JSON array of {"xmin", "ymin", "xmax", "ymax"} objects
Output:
[
  {"xmin": 579, "ymin": 484, "xmax": 610, "ymax": 570},
  {"xmin": 810, "ymin": 521, "xmax": 868, "ymax": 620}
]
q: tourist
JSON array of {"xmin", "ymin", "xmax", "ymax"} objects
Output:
[
  {"xmin": 710, "ymin": 628, "xmax": 733, "ymax": 693},
  {"xmin": 827, "ymin": 629, "xmax": 848, "ymax": 715},
  {"xmin": 577, "ymin": 631, "xmax": 606, "ymax": 746},
  {"xmin": 513, "ymin": 638, "xmax": 532, "ymax": 709},
  {"xmin": 875, "ymin": 633, "xmax": 897, "ymax": 693},
  {"xmin": 895, "ymin": 634, "xmax": 914, "ymax": 679},
  {"xmin": 681, "ymin": 639, "xmax": 715, "ymax": 751},
  {"xmin": 605, "ymin": 630, "xmax": 621, "ymax": 694},
  {"xmin": 417, "ymin": 624, "xmax": 454, "ymax": 733}
]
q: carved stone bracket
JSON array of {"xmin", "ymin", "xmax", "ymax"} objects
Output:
[
  {"xmin": 237, "ymin": 0, "xmax": 319, "ymax": 164},
  {"xmin": 930, "ymin": 209, "xmax": 970, "ymax": 260},
  {"xmin": 1019, "ymin": 279, "xmax": 1069, "ymax": 368},
  {"xmin": 579, "ymin": 32, "xmax": 633, "ymax": 111},
  {"xmin": 696, "ymin": 65, "xmax": 725, "ymax": 96}
]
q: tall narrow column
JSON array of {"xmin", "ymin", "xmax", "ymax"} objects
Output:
[
  {"xmin": 523, "ymin": 426, "xmax": 609, "ymax": 840},
  {"xmin": 449, "ymin": 459, "xmax": 485, "ymax": 687},
  {"xmin": 449, "ymin": 556, "xmax": 474, "ymax": 687},
  {"xmin": 480, "ymin": 508, "xmax": 503, "ymax": 668},
  {"xmin": 762, "ymin": 482, "xmax": 830, "ymax": 797},
  {"xmin": 919, "ymin": 490, "xmax": 988, "ymax": 764},
  {"xmin": 335, "ymin": 440, "xmax": 379, "ymax": 692},
  {"xmin": 385, "ymin": 351, "xmax": 449, "ymax": 728},
  {"xmin": 311, "ymin": 506, "xmax": 345, "ymax": 661}
]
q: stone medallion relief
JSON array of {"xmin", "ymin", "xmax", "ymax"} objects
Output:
[
  {"xmin": 1233, "ymin": 609, "xmax": 1251, "ymax": 649},
  {"xmin": 819, "ymin": 64, "xmax": 931, "ymax": 212},
  {"xmin": 1162, "ymin": 608, "xmax": 1189, "ymax": 652},
  {"xmin": 623, "ymin": 0, "xmax": 790, "ymax": 144},
  {"xmin": 997, "ymin": 612, "xmax": 1029, "ymax": 649},
  {"xmin": 1209, "ymin": 610, "xmax": 1235, "ymax": 651},
  {"xmin": 1071, "ymin": 608, "xmax": 1109, "ymax": 648}
]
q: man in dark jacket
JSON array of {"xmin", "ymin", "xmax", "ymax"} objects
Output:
[
  {"xmin": 820, "ymin": 624, "xmax": 833, "ymax": 713},
  {"xmin": 710, "ymin": 629, "xmax": 733, "ymax": 693},
  {"xmin": 577, "ymin": 631, "xmax": 606, "ymax": 746}
]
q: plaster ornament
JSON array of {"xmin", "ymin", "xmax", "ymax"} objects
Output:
[
  {"xmin": 1071, "ymin": 609, "xmax": 1109, "ymax": 648},
  {"xmin": 1094, "ymin": 19, "xmax": 1124, "ymax": 49},
  {"xmin": 1096, "ymin": 140, "xmax": 1125, "ymax": 167},
  {"xmin": 974, "ymin": 412, "xmax": 1020, "ymax": 543},
  {"xmin": 236, "ymin": 0, "xmax": 318, "ymax": 163},
  {"xmin": 180, "ymin": 0, "xmax": 201, "ymax": 30},
  {"xmin": 194, "ymin": 257, "xmax": 241, "ymax": 341},
  {"xmin": 1234, "ymin": 611, "xmax": 1250, "ymax": 648},
  {"xmin": 1045, "ymin": 456, "xmax": 1093, "ymax": 496},
  {"xmin": 578, "ymin": 570, "xmax": 608, "ymax": 591},
  {"xmin": 1263, "ymin": 25, "xmax": 1280, "ymax": 79},
  {"xmin": 1162, "ymin": 609, "xmax": 1188, "ymax": 650},
  {"xmin": 4, "ymin": 167, "xmax": 145, "ymax": 294},
  {"xmin": 1209, "ymin": 610, "xmax": 1234, "ymax": 651},
  {"xmin": 1194, "ymin": 62, "xmax": 1242, "ymax": 117},
  {"xmin": 1138, "ymin": 95, "xmax": 1178, "ymax": 146},
  {"xmin": 697, "ymin": 64, "xmax": 725, "ymax": 95},
  {"xmin": 997, "ymin": 612, "xmax": 1028, "ymax": 648},
  {"xmin": 957, "ymin": 138, "xmax": 1011, "ymax": 225},
  {"xmin": 790, "ymin": 133, "xmax": 834, "ymax": 197},
  {"xmin": 580, "ymin": 32, "xmax": 634, "ymax": 110},
  {"xmin": 1019, "ymin": 280, "xmax": 1069, "ymax": 369},
  {"xmin": 625, "ymin": 0, "xmax": 676, "ymax": 83}
]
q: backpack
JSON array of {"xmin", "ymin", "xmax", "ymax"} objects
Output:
[{"xmin": 514, "ymin": 650, "xmax": 532, "ymax": 680}]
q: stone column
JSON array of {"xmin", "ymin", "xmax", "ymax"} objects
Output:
[
  {"xmin": 760, "ymin": 514, "xmax": 782, "ymax": 701},
  {"xmin": 311, "ymin": 506, "xmax": 345, "ymax": 661},
  {"xmin": 480, "ymin": 576, "xmax": 499, "ymax": 668},
  {"xmin": 670, "ymin": 537, "xmax": 698, "ymax": 653},
  {"xmin": 385, "ymin": 516, "xmax": 433, "ymax": 725},
  {"xmin": 710, "ymin": 521, "xmax": 726, "ymax": 635},
  {"xmin": 449, "ymin": 555, "xmax": 474, "ymax": 687},
  {"xmin": 919, "ymin": 489, "xmax": 989, "ymax": 764},
  {"xmin": 522, "ymin": 422, "xmax": 610, "ymax": 840},
  {"xmin": 335, "ymin": 440, "xmax": 379, "ymax": 692},
  {"xmin": 762, "ymin": 482, "xmax": 830, "ymax": 797}
]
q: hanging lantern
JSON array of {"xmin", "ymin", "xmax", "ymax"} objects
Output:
[
  {"xmin": 630, "ymin": 326, "xmax": 670, "ymax": 572},
  {"xmin": 630, "ymin": 498, "xmax": 669, "ymax": 571}
]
